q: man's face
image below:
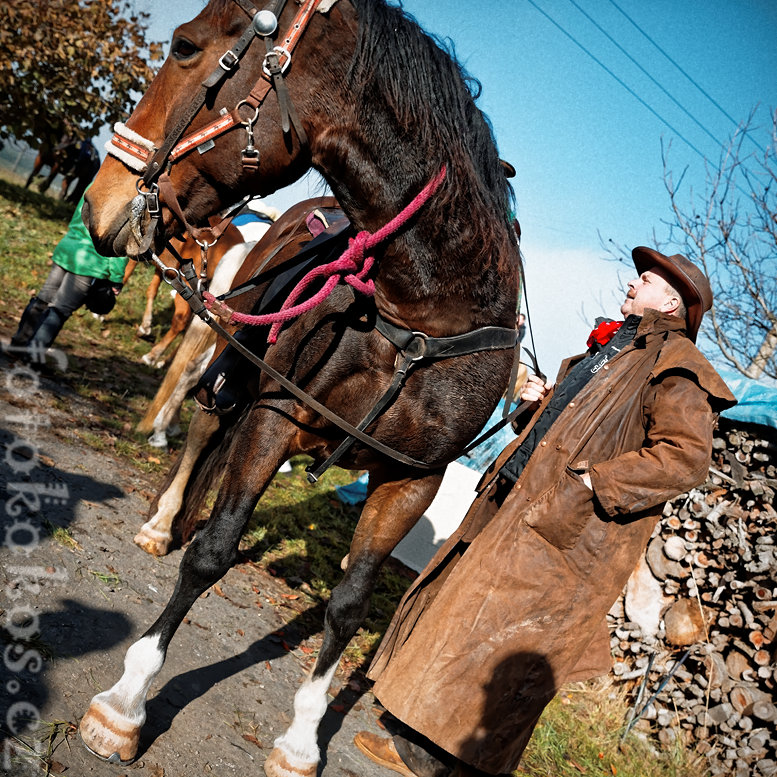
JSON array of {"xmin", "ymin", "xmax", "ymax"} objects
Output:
[{"xmin": 620, "ymin": 267, "xmax": 679, "ymax": 317}]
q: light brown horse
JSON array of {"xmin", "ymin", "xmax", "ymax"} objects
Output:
[
  {"xmin": 122, "ymin": 223, "xmax": 251, "ymax": 368},
  {"xmin": 78, "ymin": 1, "xmax": 520, "ymax": 774}
]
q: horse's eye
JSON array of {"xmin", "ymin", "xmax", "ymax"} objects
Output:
[{"xmin": 171, "ymin": 36, "xmax": 200, "ymax": 61}]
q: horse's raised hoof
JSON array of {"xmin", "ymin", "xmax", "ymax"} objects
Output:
[
  {"xmin": 134, "ymin": 523, "xmax": 172, "ymax": 556},
  {"xmin": 79, "ymin": 699, "xmax": 140, "ymax": 765},
  {"xmin": 141, "ymin": 352, "xmax": 165, "ymax": 368},
  {"xmin": 263, "ymin": 747, "xmax": 318, "ymax": 777},
  {"xmin": 136, "ymin": 324, "xmax": 153, "ymax": 339}
]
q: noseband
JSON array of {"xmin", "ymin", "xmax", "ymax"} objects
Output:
[{"xmin": 105, "ymin": 0, "xmax": 331, "ymax": 252}]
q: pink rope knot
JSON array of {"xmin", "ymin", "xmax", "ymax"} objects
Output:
[{"xmin": 203, "ymin": 166, "xmax": 446, "ymax": 344}]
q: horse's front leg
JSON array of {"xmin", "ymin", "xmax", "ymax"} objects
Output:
[
  {"xmin": 137, "ymin": 271, "xmax": 162, "ymax": 338},
  {"xmin": 134, "ymin": 409, "xmax": 220, "ymax": 556},
  {"xmin": 80, "ymin": 411, "xmax": 290, "ymax": 763},
  {"xmin": 265, "ymin": 469, "xmax": 444, "ymax": 777},
  {"xmin": 142, "ymin": 295, "xmax": 192, "ymax": 368}
]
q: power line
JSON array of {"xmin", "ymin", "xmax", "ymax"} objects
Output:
[
  {"xmin": 605, "ymin": 0, "xmax": 766, "ymax": 154},
  {"xmin": 524, "ymin": 0, "xmax": 710, "ymax": 165},
  {"xmin": 566, "ymin": 0, "xmax": 727, "ymax": 152}
]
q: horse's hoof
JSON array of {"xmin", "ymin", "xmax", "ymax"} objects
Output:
[
  {"xmin": 263, "ymin": 747, "xmax": 318, "ymax": 777},
  {"xmin": 136, "ymin": 325, "xmax": 152, "ymax": 338},
  {"xmin": 79, "ymin": 699, "xmax": 140, "ymax": 765},
  {"xmin": 147, "ymin": 430, "xmax": 168, "ymax": 448},
  {"xmin": 140, "ymin": 352, "xmax": 161, "ymax": 367},
  {"xmin": 134, "ymin": 524, "xmax": 171, "ymax": 556}
]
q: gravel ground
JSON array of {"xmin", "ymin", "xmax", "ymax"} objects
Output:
[{"xmin": 0, "ymin": 350, "xmax": 393, "ymax": 777}]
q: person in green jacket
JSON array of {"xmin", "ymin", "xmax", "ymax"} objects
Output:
[{"xmin": 9, "ymin": 191, "xmax": 127, "ymax": 352}]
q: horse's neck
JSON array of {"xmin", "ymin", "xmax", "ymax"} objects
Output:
[{"xmin": 312, "ymin": 143, "xmax": 508, "ymax": 333}]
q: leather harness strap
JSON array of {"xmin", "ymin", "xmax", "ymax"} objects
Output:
[
  {"xmin": 304, "ymin": 314, "xmax": 518, "ymax": 481},
  {"xmin": 375, "ymin": 314, "xmax": 518, "ymax": 361}
]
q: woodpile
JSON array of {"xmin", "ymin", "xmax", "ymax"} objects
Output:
[{"xmin": 608, "ymin": 418, "xmax": 777, "ymax": 777}]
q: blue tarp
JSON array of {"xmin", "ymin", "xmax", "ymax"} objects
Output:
[
  {"xmin": 456, "ymin": 398, "xmax": 517, "ymax": 474},
  {"xmin": 718, "ymin": 366, "xmax": 777, "ymax": 430}
]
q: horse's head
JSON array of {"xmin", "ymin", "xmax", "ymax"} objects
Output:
[{"xmin": 84, "ymin": 0, "xmax": 346, "ymax": 258}]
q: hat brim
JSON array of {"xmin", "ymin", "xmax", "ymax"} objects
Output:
[{"xmin": 631, "ymin": 246, "xmax": 703, "ymax": 342}]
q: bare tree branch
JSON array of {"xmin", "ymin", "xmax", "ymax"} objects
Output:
[{"xmin": 605, "ymin": 110, "xmax": 777, "ymax": 380}]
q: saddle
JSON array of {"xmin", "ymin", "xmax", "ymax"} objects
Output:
[{"xmin": 193, "ymin": 206, "xmax": 351, "ymax": 414}]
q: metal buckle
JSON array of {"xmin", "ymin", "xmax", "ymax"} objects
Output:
[
  {"xmin": 145, "ymin": 190, "xmax": 160, "ymax": 217},
  {"xmin": 262, "ymin": 46, "xmax": 291, "ymax": 77},
  {"xmin": 136, "ymin": 181, "xmax": 160, "ymax": 216},
  {"xmin": 218, "ymin": 49, "xmax": 239, "ymax": 71}
]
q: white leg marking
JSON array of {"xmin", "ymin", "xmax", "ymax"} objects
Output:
[
  {"xmin": 273, "ymin": 662, "xmax": 338, "ymax": 765},
  {"xmin": 88, "ymin": 634, "xmax": 164, "ymax": 727}
]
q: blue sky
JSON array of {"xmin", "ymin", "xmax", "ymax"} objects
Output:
[{"xmin": 127, "ymin": 0, "xmax": 776, "ymax": 375}]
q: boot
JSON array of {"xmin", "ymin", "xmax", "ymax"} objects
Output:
[
  {"xmin": 10, "ymin": 296, "xmax": 49, "ymax": 347},
  {"xmin": 192, "ymin": 328, "xmax": 262, "ymax": 415},
  {"xmin": 29, "ymin": 307, "xmax": 67, "ymax": 349},
  {"xmin": 353, "ymin": 732, "xmax": 420, "ymax": 777},
  {"xmin": 393, "ymin": 734, "xmax": 454, "ymax": 777}
]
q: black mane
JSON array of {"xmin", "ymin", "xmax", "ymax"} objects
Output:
[{"xmin": 348, "ymin": 0, "xmax": 515, "ymax": 241}]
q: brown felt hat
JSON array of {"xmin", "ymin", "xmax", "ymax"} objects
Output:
[{"xmin": 632, "ymin": 247, "xmax": 712, "ymax": 342}]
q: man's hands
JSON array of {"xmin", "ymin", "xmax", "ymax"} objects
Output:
[{"xmin": 520, "ymin": 373, "xmax": 553, "ymax": 404}]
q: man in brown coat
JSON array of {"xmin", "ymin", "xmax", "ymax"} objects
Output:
[{"xmin": 354, "ymin": 247, "xmax": 737, "ymax": 777}]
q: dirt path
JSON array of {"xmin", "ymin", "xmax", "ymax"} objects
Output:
[{"xmin": 0, "ymin": 353, "xmax": 391, "ymax": 777}]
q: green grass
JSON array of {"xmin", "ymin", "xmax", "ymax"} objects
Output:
[
  {"xmin": 519, "ymin": 680, "xmax": 709, "ymax": 777},
  {"xmin": 0, "ymin": 174, "xmax": 710, "ymax": 777},
  {"xmin": 45, "ymin": 521, "xmax": 81, "ymax": 550}
]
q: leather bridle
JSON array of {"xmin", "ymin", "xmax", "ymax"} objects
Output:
[{"xmin": 105, "ymin": 0, "xmax": 326, "ymax": 253}]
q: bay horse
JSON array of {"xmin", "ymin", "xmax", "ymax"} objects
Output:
[{"xmin": 79, "ymin": 1, "xmax": 520, "ymax": 775}]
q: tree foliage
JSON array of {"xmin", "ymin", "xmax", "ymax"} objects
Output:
[
  {"xmin": 661, "ymin": 111, "xmax": 777, "ymax": 380},
  {"xmin": 0, "ymin": 0, "xmax": 164, "ymax": 151}
]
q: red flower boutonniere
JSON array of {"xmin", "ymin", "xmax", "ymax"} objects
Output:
[{"xmin": 586, "ymin": 319, "xmax": 623, "ymax": 348}]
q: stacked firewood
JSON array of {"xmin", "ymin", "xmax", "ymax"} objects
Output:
[{"xmin": 607, "ymin": 419, "xmax": 777, "ymax": 777}]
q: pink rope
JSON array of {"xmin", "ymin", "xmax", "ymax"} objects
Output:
[{"xmin": 203, "ymin": 166, "xmax": 447, "ymax": 343}]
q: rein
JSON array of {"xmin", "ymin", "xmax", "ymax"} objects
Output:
[{"xmin": 167, "ymin": 257, "xmax": 522, "ymax": 479}]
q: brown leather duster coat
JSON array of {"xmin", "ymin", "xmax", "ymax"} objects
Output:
[{"xmin": 367, "ymin": 310, "xmax": 736, "ymax": 775}]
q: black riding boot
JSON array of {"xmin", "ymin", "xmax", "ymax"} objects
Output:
[
  {"xmin": 10, "ymin": 296, "xmax": 50, "ymax": 347},
  {"xmin": 193, "ymin": 328, "xmax": 261, "ymax": 415},
  {"xmin": 29, "ymin": 307, "xmax": 68, "ymax": 349}
]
